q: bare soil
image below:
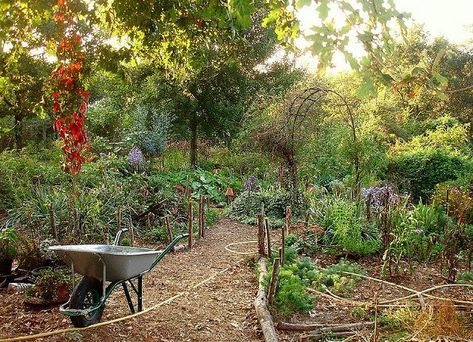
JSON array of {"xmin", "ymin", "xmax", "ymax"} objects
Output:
[{"xmin": 0, "ymin": 219, "xmax": 263, "ymax": 342}]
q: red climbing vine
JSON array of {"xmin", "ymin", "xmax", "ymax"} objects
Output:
[{"xmin": 51, "ymin": 0, "xmax": 89, "ymax": 175}]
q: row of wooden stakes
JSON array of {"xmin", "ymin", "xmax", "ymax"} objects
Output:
[{"xmin": 256, "ymin": 205, "xmax": 292, "ymax": 305}]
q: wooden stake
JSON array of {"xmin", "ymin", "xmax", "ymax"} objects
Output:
[
  {"xmin": 285, "ymin": 206, "xmax": 291, "ymax": 235},
  {"xmin": 164, "ymin": 216, "xmax": 175, "ymax": 253},
  {"xmin": 146, "ymin": 213, "xmax": 151, "ymax": 229},
  {"xmin": 201, "ymin": 196, "xmax": 206, "ymax": 238},
  {"xmin": 49, "ymin": 203, "xmax": 57, "ymax": 240},
  {"xmin": 265, "ymin": 217, "xmax": 271, "ymax": 257},
  {"xmin": 268, "ymin": 258, "xmax": 280, "ymax": 305},
  {"xmin": 198, "ymin": 195, "xmax": 204, "ymax": 238},
  {"xmin": 257, "ymin": 214, "xmax": 265, "ymax": 256},
  {"xmin": 129, "ymin": 222, "xmax": 134, "ymax": 246},
  {"xmin": 281, "ymin": 224, "xmax": 285, "ymax": 264},
  {"xmin": 116, "ymin": 207, "xmax": 122, "ymax": 231},
  {"xmin": 188, "ymin": 200, "xmax": 193, "ymax": 250}
]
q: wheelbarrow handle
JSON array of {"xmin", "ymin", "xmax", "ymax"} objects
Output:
[{"xmin": 149, "ymin": 233, "xmax": 189, "ymax": 270}]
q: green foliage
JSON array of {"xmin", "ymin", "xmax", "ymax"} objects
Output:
[
  {"xmin": 312, "ymin": 259, "xmax": 366, "ymax": 295},
  {"xmin": 131, "ymin": 106, "xmax": 173, "ymax": 157},
  {"xmin": 0, "ymin": 167, "xmax": 15, "ymax": 211},
  {"xmin": 0, "ymin": 227, "xmax": 18, "ymax": 260},
  {"xmin": 269, "ymin": 257, "xmax": 365, "ymax": 315},
  {"xmin": 388, "ymin": 118, "xmax": 471, "ymax": 201},
  {"xmin": 321, "ymin": 197, "xmax": 381, "ymax": 257},
  {"xmin": 382, "ymin": 202, "xmax": 448, "ymax": 274},
  {"xmin": 432, "ymin": 184, "xmax": 473, "ymax": 224},
  {"xmin": 31, "ymin": 267, "xmax": 72, "ymax": 303},
  {"xmin": 149, "ymin": 168, "xmax": 236, "ymax": 204},
  {"xmin": 272, "ymin": 258, "xmax": 315, "ymax": 315},
  {"xmin": 457, "ymin": 271, "xmax": 473, "ymax": 284},
  {"xmin": 230, "ymin": 189, "xmax": 291, "ymax": 226},
  {"xmin": 205, "ymin": 208, "xmax": 223, "ymax": 227}
]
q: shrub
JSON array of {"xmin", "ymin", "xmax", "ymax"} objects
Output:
[
  {"xmin": 29, "ymin": 267, "xmax": 72, "ymax": 303},
  {"xmin": 230, "ymin": 188, "xmax": 291, "ymax": 226},
  {"xmin": 388, "ymin": 118, "xmax": 472, "ymax": 201},
  {"xmin": 131, "ymin": 106, "xmax": 172, "ymax": 157},
  {"xmin": 388, "ymin": 149, "xmax": 469, "ymax": 201},
  {"xmin": 321, "ymin": 198, "xmax": 381, "ymax": 257}
]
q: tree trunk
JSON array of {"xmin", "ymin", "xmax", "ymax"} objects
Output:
[
  {"xmin": 190, "ymin": 111, "xmax": 198, "ymax": 169},
  {"xmin": 14, "ymin": 112, "xmax": 22, "ymax": 150},
  {"xmin": 286, "ymin": 151, "xmax": 299, "ymax": 209}
]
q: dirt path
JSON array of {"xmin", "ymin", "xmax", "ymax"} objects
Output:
[{"xmin": 0, "ymin": 219, "xmax": 263, "ymax": 342}]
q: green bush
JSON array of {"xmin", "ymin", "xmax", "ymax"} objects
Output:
[
  {"xmin": 388, "ymin": 117, "xmax": 472, "ymax": 201},
  {"xmin": 149, "ymin": 168, "xmax": 236, "ymax": 204},
  {"xmin": 388, "ymin": 149, "xmax": 469, "ymax": 201},
  {"xmin": 321, "ymin": 197, "xmax": 381, "ymax": 257},
  {"xmin": 230, "ymin": 189, "xmax": 291, "ymax": 226}
]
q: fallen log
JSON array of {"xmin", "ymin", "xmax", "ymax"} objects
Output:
[
  {"xmin": 277, "ymin": 321, "xmax": 374, "ymax": 332},
  {"xmin": 255, "ymin": 258, "xmax": 279, "ymax": 342}
]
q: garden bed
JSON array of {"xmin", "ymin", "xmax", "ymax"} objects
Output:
[{"xmin": 273, "ymin": 254, "xmax": 473, "ymax": 341}]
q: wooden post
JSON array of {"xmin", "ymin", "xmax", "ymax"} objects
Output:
[
  {"xmin": 201, "ymin": 196, "xmax": 206, "ymax": 238},
  {"xmin": 265, "ymin": 217, "xmax": 271, "ymax": 257},
  {"xmin": 164, "ymin": 216, "xmax": 175, "ymax": 253},
  {"xmin": 285, "ymin": 206, "xmax": 291, "ymax": 235},
  {"xmin": 268, "ymin": 258, "xmax": 280, "ymax": 305},
  {"xmin": 146, "ymin": 213, "xmax": 151, "ymax": 229},
  {"xmin": 188, "ymin": 200, "xmax": 193, "ymax": 250},
  {"xmin": 198, "ymin": 195, "xmax": 204, "ymax": 238},
  {"xmin": 49, "ymin": 204, "xmax": 57, "ymax": 240},
  {"xmin": 116, "ymin": 207, "xmax": 122, "ymax": 231},
  {"xmin": 129, "ymin": 221, "xmax": 134, "ymax": 246},
  {"xmin": 281, "ymin": 224, "xmax": 285, "ymax": 264},
  {"xmin": 257, "ymin": 214, "xmax": 265, "ymax": 256}
]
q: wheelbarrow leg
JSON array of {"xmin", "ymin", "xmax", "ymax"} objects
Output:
[
  {"xmin": 122, "ymin": 283, "xmax": 135, "ymax": 314},
  {"xmin": 138, "ymin": 276, "xmax": 143, "ymax": 312}
]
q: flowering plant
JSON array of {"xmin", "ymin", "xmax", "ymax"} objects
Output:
[
  {"xmin": 127, "ymin": 146, "xmax": 145, "ymax": 171},
  {"xmin": 51, "ymin": 0, "xmax": 89, "ymax": 175},
  {"xmin": 243, "ymin": 176, "xmax": 260, "ymax": 192}
]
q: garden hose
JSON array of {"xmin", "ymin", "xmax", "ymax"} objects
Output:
[
  {"xmin": 224, "ymin": 240, "xmax": 258, "ymax": 255},
  {"xmin": 0, "ymin": 262, "xmax": 240, "ymax": 342}
]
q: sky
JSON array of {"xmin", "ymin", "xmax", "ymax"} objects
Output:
[
  {"xmin": 293, "ymin": 0, "xmax": 473, "ymax": 72},
  {"xmin": 396, "ymin": 0, "xmax": 473, "ymax": 45}
]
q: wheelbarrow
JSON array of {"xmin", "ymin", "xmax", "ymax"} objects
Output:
[{"xmin": 49, "ymin": 229, "xmax": 188, "ymax": 327}]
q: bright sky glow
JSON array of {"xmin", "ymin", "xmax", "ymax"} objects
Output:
[{"xmin": 294, "ymin": 0, "xmax": 473, "ymax": 72}]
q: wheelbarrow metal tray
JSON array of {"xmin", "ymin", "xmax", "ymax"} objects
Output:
[{"xmin": 50, "ymin": 245, "xmax": 161, "ymax": 282}]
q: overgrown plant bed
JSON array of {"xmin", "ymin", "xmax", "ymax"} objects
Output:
[{"xmin": 271, "ymin": 254, "xmax": 473, "ymax": 341}]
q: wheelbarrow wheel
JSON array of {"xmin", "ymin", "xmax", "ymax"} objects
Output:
[{"xmin": 69, "ymin": 276, "xmax": 105, "ymax": 327}]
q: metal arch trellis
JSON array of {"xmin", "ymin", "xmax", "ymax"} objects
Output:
[{"xmin": 283, "ymin": 86, "xmax": 361, "ymax": 200}]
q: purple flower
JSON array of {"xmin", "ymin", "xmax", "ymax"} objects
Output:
[
  {"xmin": 244, "ymin": 176, "xmax": 260, "ymax": 192},
  {"xmin": 127, "ymin": 146, "xmax": 144, "ymax": 168},
  {"xmin": 362, "ymin": 185, "xmax": 400, "ymax": 211}
]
